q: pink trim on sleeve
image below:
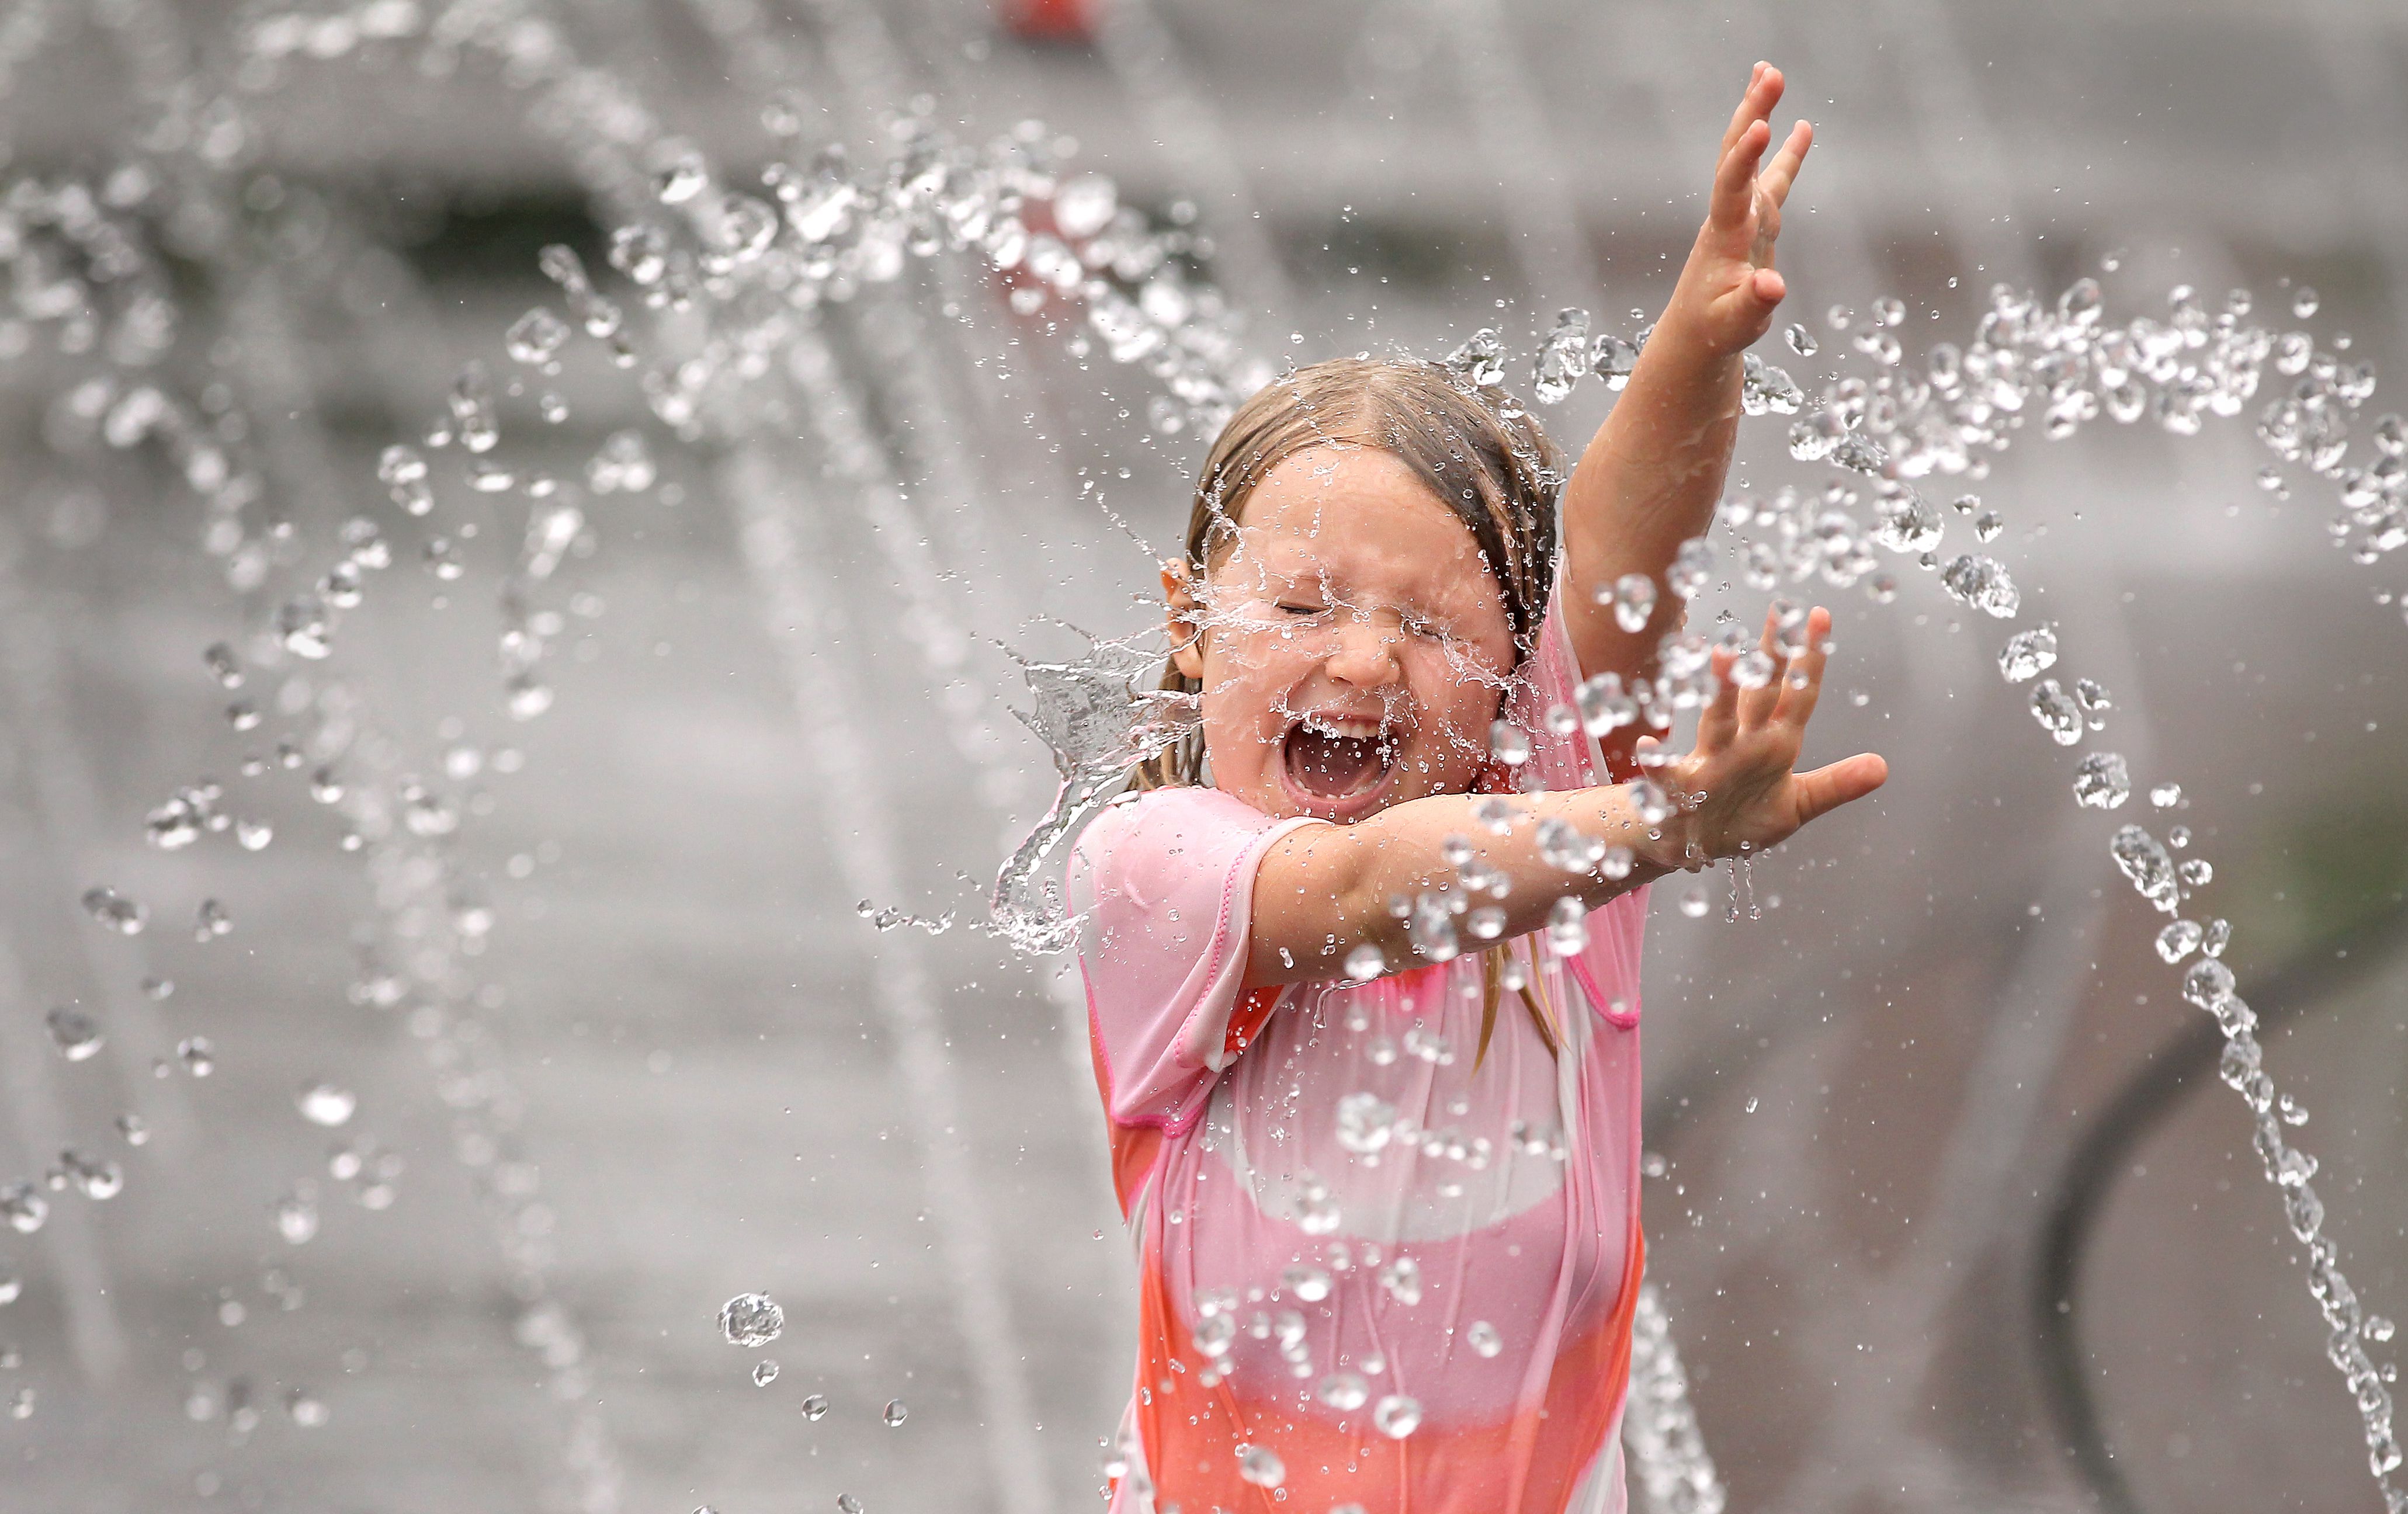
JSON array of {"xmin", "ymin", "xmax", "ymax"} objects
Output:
[{"xmin": 1068, "ymin": 787, "xmax": 1317, "ymax": 1133}]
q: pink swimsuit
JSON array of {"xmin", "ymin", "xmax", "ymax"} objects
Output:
[{"xmin": 1068, "ymin": 587, "xmax": 1651, "ymax": 1514}]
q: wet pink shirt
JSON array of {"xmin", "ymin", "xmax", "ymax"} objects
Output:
[{"xmin": 1068, "ymin": 580, "xmax": 1649, "ymax": 1514}]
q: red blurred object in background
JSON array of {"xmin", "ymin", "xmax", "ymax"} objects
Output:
[{"xmin": 1000, "ymin": 0, "xmax": 1097, "ymax": 45}]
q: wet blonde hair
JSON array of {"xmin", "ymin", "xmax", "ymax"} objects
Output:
[{"xmin": 1138, "ymin": 356, "xmax": 1570, "ymax": 1065}]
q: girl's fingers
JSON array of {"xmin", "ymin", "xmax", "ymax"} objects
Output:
[
  {"xmin": 1735, "ymin": 606, "xmax": 1784, "ymax": 727},
  {"xmin": 1718, "ymin": 61, "xmax": 1772, "ymax": 156},
  {"xmin": 1710, "ymin": 117, "xmax": 1772, "ymax": 230},
  {"xmin": 1791, "ymin": 751, "xmax": 1889, "ymax": 825},
  {"xmin": 1760, "ymin": 120, "xmax": 1813, "ymax": 208},
  {"xmin": 1696, "ymin": 644, "xmax": 1743, "ymax": 752},
  {"xmin": 1771, "ymin": 606, "xmax": 1834, "ymax": 728}
]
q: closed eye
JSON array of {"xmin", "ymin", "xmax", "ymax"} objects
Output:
[{"xmin": 1277, "ymin": 602, "xmax": 1330, "ymax": 618}]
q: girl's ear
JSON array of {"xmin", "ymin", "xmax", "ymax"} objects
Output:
[{"xmin": 1161, "ymin": 558, "xmax": 1206, "ymax": 682}]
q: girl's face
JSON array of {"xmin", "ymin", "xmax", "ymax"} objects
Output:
[{"xmin": 1165, "ymin": 446, "xmax": 1519, "ymax": 824}]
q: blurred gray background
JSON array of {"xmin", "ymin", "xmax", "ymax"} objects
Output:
[{"xmin": 1, "ymin": 1, "xmax": 2404, "ymax": 1512}]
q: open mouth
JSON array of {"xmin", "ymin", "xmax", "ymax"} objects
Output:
[{"xmin": 1279, "ymin": 714, "xmax": 1399, "ymax": 812}]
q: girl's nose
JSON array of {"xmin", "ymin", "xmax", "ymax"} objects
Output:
[{"xmin": 1325, "ymin": 618, "xmax": 1403, "ymax": 687}]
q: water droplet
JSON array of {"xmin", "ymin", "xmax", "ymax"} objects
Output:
[
  {"xmin": 1237, "ymin": 1444, "xmax": 1285, "ymax": 1487},
  {"xmin": 202, "ymin": 641, "xmax": 243, "ymax": 690},
  {"xmin": 836, "ymin": 1495, "xmax": 863, "ymax": 1514},
  {"xmin": 1372, "ymin": 1394, "xmax": 1423, "ymax": 1438},
  {"xmin": 46, "ymin": 1006, "xmax": 102, "ymax": 1061},
  {"xmin": 1939, "ymin": 554, "xmax": 2020, "ymax": 618},
  {"xmin": 1785, "ymin": 322, "xmax": 1818, "ymax": 357},
  {"xmin": 2003, "ymin": 626, "xmax": 2061, "ymax": 683},
  {"xmin": 2, "ymin": 1183, "xmax": 47, "ymax": 1235},
  {"xmin": 2029, "ymin": 679, "xmax": 2083, "ymax": 745},
  {"xmin": 1317, "ymin": 1371, "xmax": 1369, "ymax": 1411},
  {"xmin": 178, "ymin": 1037, "xmax": 215, "ymax": 1077},
  {"xmin": 752, "ymin": 1359, "xmax": 780, "ymax": 1387},
  {"xmin": 1531, "ymin": 307, "xmax": 1591, "ymax": 404},
  {"xmin": 2156, "ymin": 920, "xmax": 2204, "ymax": 963},
  {"xmin": 1609, "ymin": 572, "xmax": 1657, "ymax": 634},
  {"xmin": 719, "ymin": 1291, "xmax": 785, "ymax": 1347},
  {"xmin": 0, "ymin": 1274, "xmax": 19, "ymax": 1306},
  {"xmin": 61, "ymin": 1149, "xmax": 122, "ymax": 1200},
  {"xmin": 1869, "ymin": 484, "xmax": 1942, "ymax": 554},
  {"xmin": 296, "ymin": 1082, "xmax": 356, "ymax": 1128},
  {"xmin": 802, "ymin": 1393, "xmax": 830, "ymax": 1421},
  {"xmin": 2149, "ymin": 782, "xmax": 2183, "ymax": 808},
  {"xmin": 587, "ymin": 430, "xmax": 656, "ymax": 494},
  {"xmin": 1343, "ymin": 943, "xmax": 1385, "ymax": 981},
  {"xmin": 1443, "ymin": 328, "xmax": 1507, "ymax": 389},
  {"xmin": 275, "ymin": 1194, "xmax": 318, "ymax": 1245},
  {"xmin": 81, "ymin": 885, "xmax": 146, "ymax": 935},
  {"xmin": 278, "ymin": 596, "xmax": 334, "ymax": 659},
  {"xmin": 882, "ymin": 1398, "xmax": 907, "ymax": 1427},
  {"xmin": 116, "ymin": 1113, "xmax": 149, "ymax": 1145},
  {"xmin": 2109, "ymin": 826, "xmax": 2181, "ymax": 913},
  {"xmin": 505, "ymin": 305, "xmax": 571, "ymax": 367},
  {"xmin": 1678, "ymin": 887, "xmax": 1709, "ymax": 918},
  {"xmin": 1466, "ymin": 1319, "xmax": 1503, "ymax": 1358},
  {"xmin": 287, "ymin": 1388, "xmax": 329, "ymax": 1427},
  {"xmin": 2072, "ymin": 752, "xmax": 2131, "ymax": 810},
  {"xmin": 2292, "ymin": 286, "xmax": 2319, "ymax": 319}
]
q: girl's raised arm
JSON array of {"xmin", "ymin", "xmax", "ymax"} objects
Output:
[{"xmin": 1560, "ymin": 62, "xmax": 1812, "ymax": 771}]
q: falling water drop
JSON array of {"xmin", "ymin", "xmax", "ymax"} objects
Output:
[
  {"xmin": 1997, "ymin": 626, "xmax": 2058, "ymax": 683},
  {"xmin": 1372, "ymin": 1394, "xmax": 1423, "ymax": 1439},
  {"xmin": 752, "ymin": 1360, "xmax": 779, "ymax": 1387},
  {"xmin": 81, "ymin": 886, "xmax": 146, "ymax": 935},
  {"xmin": 46, "ymin": 1006, "xmax": 102, "ymax": 1061},
  {"xmin": 2156, "ymin": 920, "xmax": 2204, "ymax": 963},
  {"xmin": 718, "ymin": 1292, "xmax": 785, "ymax": 1347},
  {"xmin": 2072, "ymin": 752, "xmax": 2131, "ymax": 809},
  {"xmin": 296, "ymin": 1082, "xmax": 356, "ymax": 1128},
  {"xmin": 1237, "ymin": 1445, "xmax": 1285, "ymax": 1487}
]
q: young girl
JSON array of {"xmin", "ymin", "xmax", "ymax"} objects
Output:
[{"xmin": 1067, "ymin": 65, "xmax": 1887, "ymax": 1514}]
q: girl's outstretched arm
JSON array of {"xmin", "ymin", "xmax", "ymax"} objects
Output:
[
  {"xmin": 1243, "ymin": 603, "xmax": 1885, "ymax": 988},
  {"xmin": 1561, "ymin": 62, "xmax": 1812, "ymax": 768}
]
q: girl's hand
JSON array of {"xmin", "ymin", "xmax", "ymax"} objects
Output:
[
  {"xmin": 1647, "ymin": 605, "xmax": 1886, "ymax": 863},
  {"xmin": 1663, "ymin": 62, "xmax": 1813, "ymax": 359}
]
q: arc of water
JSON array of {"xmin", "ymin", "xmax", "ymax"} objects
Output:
[
  {"xmin": 725, "ymin": 442, "xmax": 1057, "ymax": 1514},
  {"xmin": 0, "ymin": 932, "xmax": 128, "ymax": 1380},
  {"xmin": 0, "ymin": 528, "xmax": 199, "ymax": 1158},
  {"xmin": 1091, "ymin": 0, "xmax": 1300, "ymax": 331},
  {"xmin": 18, "ymin": 2, "xmax": 644, "ymax": 1502}
]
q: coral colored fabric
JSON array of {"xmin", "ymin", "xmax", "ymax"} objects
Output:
[{"xmin": 1067, "ymin": 581, "xmax": 1650, "ymax": 1514}]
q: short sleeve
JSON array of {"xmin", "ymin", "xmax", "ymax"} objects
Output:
[
  {"xmin": 1500, "ymin": 558, "xmax": 1651, "ymax": 1027},
  {"xmin": 1066, "ymin": 786, "xmax": 1317, "ymax": 1132}
]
